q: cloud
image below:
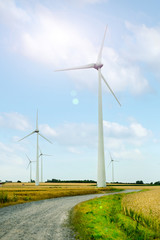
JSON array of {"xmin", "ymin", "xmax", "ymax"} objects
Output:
[
  {"xmin": 0, "ymin": 112, "xmax": 31, "ymax": 131},
  {"xmin": 67, "ymin": 146, "xmax": 81, "ymax": 154},
  {"xmin": 103, "ymin": 119, "xmax": 152, "ymax": 149},
  {"xmin": 40, "ymin": 122, "xmax": 97, "ymax": 147},
  {"xmin": 0, "ymin": 0, "xmax": 30, "ymax": 26},
  {"xmin": 114, "ymin": 148, "xmax": 144, "ymax": 161},
  {"xmin": 103, "ymin": 120, "xmax": 151, "ymax": 139},
  {"xmin": 0, "ymin": 141, "xmax": 25, "ymax": 166},
  {"xmin": 0, "ymin": 142, "xmax": 13, "ymax": 153},
  {"xmin": 39, "ymin": 119, "xmax": 152, "ymax": 151},
  {"xmin": 0, "ymin": 135, "xmax": 34, "ymax": 181},
  {"xmin": 130, "ymin": 122, "xmax": 149, "ymax": 138},
  {"xmin": 102, "ymin": 47, "xmax": 150, "ymax": 94},
  {"xmin": 39, "ymin": 124, "xmax": 57, "ymax": 137},
  {"xmin": 73, "ymin": 0, "xmax": 108, "ymax": 4},
  {"xmin": 0, "ymin": 0, "xmax": 150, "ymax": 95},
  {"xmin": 125, "ymin": 22, "xmax": 160, "ymax": 76},
  {"xmin": 65, "ymin": 0, "xmax": 108, "ymax": 6},
  {"xmin": 0, "ymin": 116, "xmax": 153, "ymax": 182}
]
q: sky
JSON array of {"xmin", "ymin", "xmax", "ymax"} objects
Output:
[{"xmin": 0, "ymin": 0, "xmax": 160, "ymax": 183}]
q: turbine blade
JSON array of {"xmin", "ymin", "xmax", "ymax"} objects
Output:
[
  {"xmin": 26, "ymin": 154, "xmax": 31, "ymax": 168},
  {"xmin": 97, "ymin": 25, "xmax": 108, "ymax": 64},
  {"xmin": 43, "ymin": 154, "xmax": 52, "ymax": 156},
  {"xmin": 25, "ymin": 154, "xmax": 31, "ymax": 162},
  {"xmin": 101, "ymin": 73, "xmax": 121, "ymax": 106},
  {"xmin": 36, "ymin": 110, "xmax": 38, "ymax": 130},
  {"xmin": 26, "ymin": 154, "xmax": 33, "ymax": 164},
  {"xmin": 18, "ymin": 131, "xmax": 35, "ymax": 142},
  {"xmin": 39, "ymin": 133, "xmax": 52, "ymax": 144},
  {"xmin": 55, "ymin": 63, "xmax": 95, "ymax": 72},
  {"xmin": 26, "ymin": 162, "xmax": 30, "ymax": 169},
  {"xmin": 107, "ymin": 160, "xmax": 112, "ymax": 168},
  {"xmin": 109, "ymin": 151, "xmax": 112, "ymax": 160}
]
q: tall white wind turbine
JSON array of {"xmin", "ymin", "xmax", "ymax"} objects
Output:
[
  {"xmin": 55, "ymin": 26, "xmax": 121, "ymax": 187},
  {"xmin": 19, "ymin": 111, "xmax": 52, "ymax": 186},
  {"xmin": 108, "ymin": 152, "xmax": 119, "ymax": 183},
  {"xmin": 26, "ymin": 154, "xmax": 35, "ymax": 182},
  {"xmin": 39, "ymin": 148, "xmax": 52, "ymax": 183}
]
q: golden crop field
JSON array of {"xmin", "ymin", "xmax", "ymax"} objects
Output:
[
  {"xmin": 122, "ymin": 189, "xmax": 160, "ymax": 231},
  {"xmin": 0, "ymin": 182, "xmax": 112, "ymax": 208},
  {"xmin": 110, "ymin": 185, "xmax": 160, "ymax": 190}
]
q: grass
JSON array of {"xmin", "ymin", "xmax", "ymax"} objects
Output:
[
  {"xmin": 70, "ymin": 193, "xmax": 160, "ymax": 240},
  {"xmin": 0, "ymin": 182, "xmax": 117, "ymax": 208}
]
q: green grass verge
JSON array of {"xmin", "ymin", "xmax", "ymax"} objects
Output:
[{"xmin": 70, "ymin": 194, "xmax": 160, "ymax": 240}]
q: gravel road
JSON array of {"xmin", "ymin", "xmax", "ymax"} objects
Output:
[{"xmin": 0, "ymin": 190, "xmax": 139, "ymax": 240}]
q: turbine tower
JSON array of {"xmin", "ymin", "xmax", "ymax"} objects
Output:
[
  {"xmin": 39, "ymin": 148, "xmax": 52, "ymax": 183},
  {"xmin": 55, "ymin": 26, "xmax": 121, "ymax": 187},
  {"xmin": 108, "ymin": 152, "xmax": 119, "ymax": 183},
  {"xmin": 26, "ymin": 154, "xmax": 35, "ymax": 182},
  {"xmin": 19, "ymin": 111, "xmax": 52, "ymax": 186}
]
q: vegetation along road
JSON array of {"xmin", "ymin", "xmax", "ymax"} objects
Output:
[{"xmin": 0, "ymin": 190, "xmax": 138, "ymax": 240}]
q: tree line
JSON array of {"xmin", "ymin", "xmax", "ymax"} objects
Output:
[{"xmin": 46, "ymin": 179, "xmax": 96, "ymax": 183}]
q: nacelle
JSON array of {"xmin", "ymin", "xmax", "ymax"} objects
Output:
[{"xmin": 93, "ymin": 63, "xmax": 103, "ymax": 70}]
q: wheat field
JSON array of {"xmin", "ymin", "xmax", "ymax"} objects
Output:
[
  {"xmin": 0, "ymin": 182, "xmax": 112, "ymax": 208},
  {"xmin": 122, "ymin": 189, "xmax": 160, "ymax": 231}
]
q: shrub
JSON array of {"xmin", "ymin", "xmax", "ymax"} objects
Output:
[{"xmin": 0, "ymin": 191, "xmax": 8, "ymax": 203}]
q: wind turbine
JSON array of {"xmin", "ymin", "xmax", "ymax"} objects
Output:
[
  {"xmin": 55, "ymin": 26, "xmax": 121, "ymax": 187},
  {"xmin": 26, "ymin": 154, "xmax": 35, "ymax": 183},
  {"xmin": 108, "ymin": 152, "xmax": 119, "ymax": 183},
  {"xmin": 39, "ymin": 148, "xmax": 52, "ymax": 183},
  {"xmin": 18, "ymin": 111, "xmax": 52, "ymax": 186}
]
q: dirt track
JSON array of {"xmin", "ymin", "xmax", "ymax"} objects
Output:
[{"xmin": 0, "ymin": 190, "xmax": 138, "ymax": 240}]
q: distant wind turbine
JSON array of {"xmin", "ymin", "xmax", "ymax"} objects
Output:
[
  {"xmin": 108, "ymin": 152, "xmax": 119, "ymax": 183},
  {"xmin": 18, "ymin": 111, "xmax": 52, "ymax": 186},
  {"xmin": 39, "ymin": 148, "xmax": 52, "ymax": 183},
  {"xmin": 26, "ymin": 154, "xmax": 35, "ymax": 183},
  {"xmin": 55, "ymin": 25, "xmax": 121, "ymax": 187}
]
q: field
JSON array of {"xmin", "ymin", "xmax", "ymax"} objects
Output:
[
  {"xmin": 122, "ymin": 189, "xmax": 160, "ymax": 231},
  {"xmin": 0, "ymin": 182, "xmax": 115, "ymax": 208},
  {"xmin": 1, "ymin": 183, "xmax": 160, "ymax": 238},
  {"xmin": 70, "ymin": 186, "xmax": 160, "ymax": 239},
  {"xmin": 110, "ymin": 185, "xmax": 160, "ymax": 190}
]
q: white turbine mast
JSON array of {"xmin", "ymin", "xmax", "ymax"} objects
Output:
[
  {"xmin": 26, "ymin": 154, "xmax": 35, "ymax": 183},
  {"xmin": 39, "ymin": 148, "xmax": 52, "ymax": 183},
  {"xmin": 55, "ymin": 25, "xmax": 121, "ymax": 188},
  {"xmin": 108, "ymin": 152, "xmax": 119, "ymax": 183},
  {"xmin": 18, "ymin": 111, "xmax": 52, "ymax": 186}
]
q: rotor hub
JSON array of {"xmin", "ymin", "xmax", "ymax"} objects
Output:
[{"xmin": 93, "ymin": 63, "xmax": 103, "ymax": 70}]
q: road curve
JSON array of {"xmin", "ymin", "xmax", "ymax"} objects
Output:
[{"xmin": 0, "ymin": 190, "xmax": 139, "ymax": 240}]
